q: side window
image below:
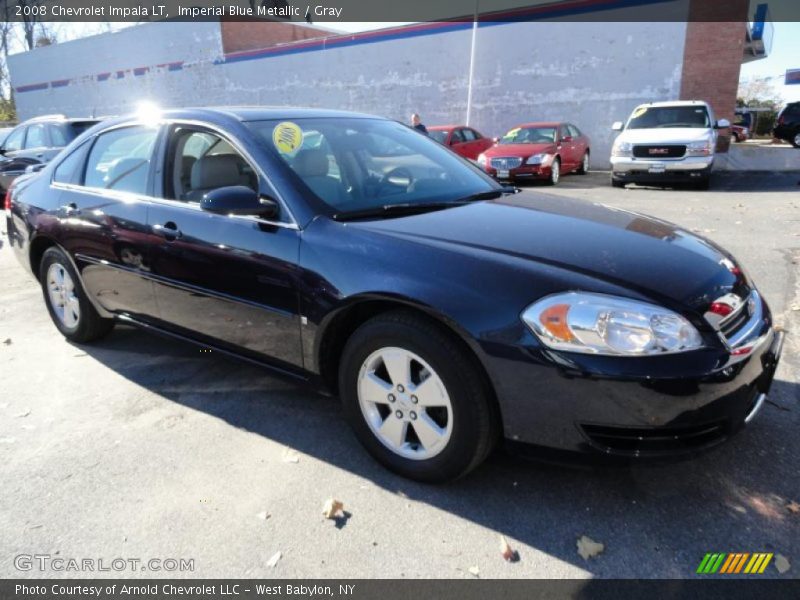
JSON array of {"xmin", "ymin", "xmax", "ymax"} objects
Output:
[
  {"xmin": 53, "ymin": 143, "xmax": 90, "ymax": 185},
  {"xmin": 49, "ymin": 124, "xmax": 68, "ymax": 147},
  {"xmin": 450, "ymin": 129, "xmax": 466, "ymax": 144},
  {"xmin": 24, "ymin": 123, "xmax": 47, "ymax": 149},
  {"xmin": 568, "ymin": 124, "xmax": 582, "ymax": 138},
  {"xmin": 167, "ymin": 127, "xmax": 257, "ymax": 202},
  {"xmin": 4, "ymin": 127, "xmax": 25, "ymax": 152},
  {"xmin": 84, "ymin": 126, "xmax": 158, "ymax": 194},
  {"xmin": 462, "ymin": 128, "xmax": 477, "ymax": 142},
  {"xmin": 467, "ymin": 128, "xmax": 481, "ymax": 140}
]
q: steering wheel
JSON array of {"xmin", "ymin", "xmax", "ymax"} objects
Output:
[{"xmin": 377, "ymin": 167, "xmax": 415, "ymax": 196}]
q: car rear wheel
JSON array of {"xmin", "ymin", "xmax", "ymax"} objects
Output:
[
  {"xmin": 577, "ymin": 151, "xmax": 590, "ymax": 174},
  {"xmin": 339, "ymin": 311, "xmax": 497, "ymax": 482},
  {"xmin": 546, "ymin": 158, "xmax": 560, "ymax": 185},
  {"xmin": 40, "ymin": 247, "xmax": 114, "ymax": 343},
  {"xmin": 792, "ymin": 131, "xmax": 800, "ymax": 148},
  {"xmin": 611, "ymin": 176, "xmax": 626, "ymax": 188}
]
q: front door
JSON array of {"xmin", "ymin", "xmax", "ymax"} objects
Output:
[{"xmin": 146, "ymin": 124, "xmax": 303, "ymax": 370}]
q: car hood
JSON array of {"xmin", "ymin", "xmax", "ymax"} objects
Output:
[
  {"xmin": 484, "ymin": 143, "xmax": 555, "ymax": 157},
  {"xmin": 615, "ymin": 128, "xmax": 713, "ymax": 144},
  {"xmin": 353, "ymin": 194, "xmax": 745, "ymax": 313}
]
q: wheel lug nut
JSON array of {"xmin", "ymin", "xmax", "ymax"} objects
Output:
[
  {"xmin": 411, "ymin": 395, "xmax": 418, "ymax": 404},
  {"xmin": 410, "ymin": 411, "xmax": 417, "ymax": 420},
  {"xmin": 397, "ymin": 384, "xmax": 404, "ymax": 392},
  {"xmin": 395, "ymin": 410, "xmax": 403, "ymax": 419},
  {"xmin": 388, "ymin": 394, "xmax": 395, "ymax": 403}
]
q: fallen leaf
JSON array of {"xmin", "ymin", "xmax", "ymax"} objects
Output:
[
  {"xmin": 256, "ymin": 511, "xmax": 271, "ymax": 520},
  {"xmin": 322, "ymin": 498, "xmax": 344, "ymax": 519},
  {"xmin": 14, "ymin": 409, "xmax": 31, "ymax": 418},
  {"xmin": 500, "ymin": 535, "xmax": 520, "ymax": 562},
  {"xmin": 282, "ymin": 448, "xmax": 300, "ymax": 463},
  {"xmin": 787, "ymin": 501, "xmax": 800, "ymax": 514},
  {"xmin": 2, "ymin": 338, "xmax": 11, "ymax": 345},
  {"xmin": 577, "ymin": 535, "xmax": 605, "ymax": 560},
  {"xmin": 468, "ymin": 566, "xmax": 480, "ymax": 577},
  {"xmin": 775, "ymin": 554, "xmax": 790, "ymax": 574},
  {"xmin": 266, "ymin": 551, "xmax": 282, "ymax": 568}
]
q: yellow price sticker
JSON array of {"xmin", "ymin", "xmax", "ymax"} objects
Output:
[{"xmin": 272, "ymin": 121, "xmax": 304, "ymax": 154}]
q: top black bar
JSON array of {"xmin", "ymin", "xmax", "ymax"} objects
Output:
[{"xmin": 2, "ymin": 0, "xmax": 800, "ymax": 23}]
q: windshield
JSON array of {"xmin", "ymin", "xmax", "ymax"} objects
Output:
[
  {"xmin": 245, "ymin": 118, "xmax": 497, "ymax": 215},
  {"xmin": 626, "ymin": 106, "xmax": 710, "ymax": 129},
  {"xmin": 428, "ymin": 130, "xmax": 448, "ymax": 144},
  {"xmin": 499, "ymin": 126, "xmax": 556, "ymax": 144}
]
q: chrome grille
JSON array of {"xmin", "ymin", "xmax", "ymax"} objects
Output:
[{"xmin": 490, "ymin": 157, "xmax": 523, "ymax": 169}]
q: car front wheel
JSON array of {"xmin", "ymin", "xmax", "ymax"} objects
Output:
[
  {"xmin": 793, "ymin": 131, "xmax": 800, "ymax": 148},
  {"xmin": 546, "ymin": 158, "xmax": 560, "ymax": 185},
  {"xmin": 40, "ymin": 247, "xmax": 115, "ymax": 343},
  {"xmin": 339, "ymin": 311, "xmax": 498, "ymax": 482}
]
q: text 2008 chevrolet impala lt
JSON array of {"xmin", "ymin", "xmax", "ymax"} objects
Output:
[{"xmin": 5, "ymin": 108, "xmax": 784, "ymax": 482}]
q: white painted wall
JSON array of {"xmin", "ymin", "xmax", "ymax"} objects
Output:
[{"xmin": 9, "ymin": 20, "xmax": 687, "ymax": 167}]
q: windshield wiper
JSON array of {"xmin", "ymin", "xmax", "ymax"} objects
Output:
[
  {"xmin": 333, "ymin": 201, "xmax": 469, "ymax": 222},
  {"xmin": 455, "ymin": 187, "xmax": 517, "ymax": 203}
]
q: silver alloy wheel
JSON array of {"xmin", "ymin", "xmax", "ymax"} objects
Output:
[
  {"xmin": 47, "ymin": 263, "xmax": 80, "ymax": 329},
  {"xmin": 794, "ymin": 132, "xmax": 800, "ymax": 147},
  {"xmin": 551, "ymin": 159, "xmax": 560, "ymax": 183},
  {"xmin": 357, "ymin": 346, "xmax": 453, "ymax": 460},
  {"xmin": 582, "ymin": 153, "xmax": 590, "ymax": 173}
]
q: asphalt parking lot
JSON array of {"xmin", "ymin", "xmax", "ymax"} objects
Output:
[{"xmin": 1, "ymin": 170, "xmax": 798, "ymax": 579}]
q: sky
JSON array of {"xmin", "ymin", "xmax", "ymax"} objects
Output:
[
  {"xmin": 33, "ymin": 20, "xmax": 800, "ymax": 104},
  {"xmin": 739, "ymin": 21, "xmax": 800, "ymax": 103}
]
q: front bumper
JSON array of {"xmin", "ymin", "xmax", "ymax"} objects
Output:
[
  {"xmin": 611, "ymin": 155, "xmax": 713, "ymax": 182},
  {"xmin": 483, "ymin": 163, "xmax": 552, "ymax": 182},
  {"xmin": 483, "ymin": 301, "xmax": 783, "ymax": 459}
]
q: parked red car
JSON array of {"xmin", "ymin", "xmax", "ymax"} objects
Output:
[
  {"xmin": 428, "ymin": 125, "xmax": 494, "ymax": 160},
  {"xmin": 478, "ymin": 122, "xmax": 590, "ymax": 185},
  {"xmin": 731, "ymin": 124, "xmax": 749, "ymax": 142}
]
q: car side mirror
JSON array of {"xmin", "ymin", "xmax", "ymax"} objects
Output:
[
  {"xmin": 715, "ymin": 119, "xmax": 731, "ymax": 129},
  {"xmin": 200, "ymin": 186, "xmax": 278, "ymax": 218},
  {"xmin": 25, "ymin": 163, "xmax": 46, "ymax": 174},
  {"xmin": 492, "ymin": 137, "xmax": 499, "ymax": 144},
  {"xmin": 611, "ymin": 121, "xmax": 623, "ymax": 131},
  {"xmin": 561, "ymin": 135, "xmax": 573, "ymax": 143}
]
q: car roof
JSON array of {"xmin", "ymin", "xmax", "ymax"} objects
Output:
[
  {"xmin": 635, "ymin": 100, "xmax": 710, "ymax": 108},
  {"xmin": 171, "ymin": 106, "xmax": 379, "ymax": 122},
  {"xmin": 428, "ymin": 125, "xmax": 461, "ymax": 130},
  {"xmin": 24, "ymin": 114, "xmax": 99, "ymax": 124},
  {"xmin": 510, "ymin": 122, "xmax": 562, "ymax": 128}
]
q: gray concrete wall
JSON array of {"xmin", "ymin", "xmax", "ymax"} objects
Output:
[{"xmin": 9, "ymin": 20, "xmax": 687, "ymax": 167}]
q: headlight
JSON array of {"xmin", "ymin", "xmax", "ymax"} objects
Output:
[
  {"xmin": 526, "ymin": 153, "xmax": 546, "ymax": 165},
  {"xmin": 521, "ymin": 292, "xmax": 703, "ymax": 356},
  {"xmin": 687, "ymin": 139, "xmax": 713, "ymax": 156},
  {"xmin": 611, "ymin": 141, "xmax": 632, "ymax": 157},
  {"xmin": 477, "ymin": 153, "xmax": 487, "ymax": 165}
]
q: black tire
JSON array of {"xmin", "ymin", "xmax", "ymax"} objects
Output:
[
  {"xmin": 40, "ymin": 246, "xmax": 115, "ymax": 343},
  {"xmin": 576, "ymin": 151, "xmax": 590, "ymax": 175},
  {"xmin": 611, "ymin": 176, "xmax": 626, "ymax": 188},
  {"xmin": 791, "ymin": 130, "xmax": 800, "ymax": 149},
  {"xmin": 339, "ymin": 310, "xmax": 498, "ymax": 482},
  {"xmin": 546, "ymin": 157, "xmax": 561, "ymax": 185}
]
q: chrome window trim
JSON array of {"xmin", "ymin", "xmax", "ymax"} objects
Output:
[{"xmin": 49, "ymin": 117, "xmax": 301, "ymax": 231}]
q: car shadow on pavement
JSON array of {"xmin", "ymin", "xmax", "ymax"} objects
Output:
[
  {"xmin": 551, "ymin": 171, "xmax": 800, "ymax": 193},
  {"xmin": 74, "ymin": 324, "xmax": 800, "ymax": 578}
]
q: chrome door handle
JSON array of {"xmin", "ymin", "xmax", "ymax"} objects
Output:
[{"xmin": 152, "ymin": 222, "xmax": 182, "ymax": 240}]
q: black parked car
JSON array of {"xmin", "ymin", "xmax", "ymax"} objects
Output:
[
  {"xmin": 5, "ymin": 108, "xmax": 783, "ymax": 482},
  {"xmin": 773, "ymin": 101, "xmax": 800, "ymax": 147},
  {"xmin": 0, "ymin": 114, "xmax": 99, "ymax": 193}
]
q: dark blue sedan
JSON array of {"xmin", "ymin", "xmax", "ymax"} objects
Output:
[{"xmin": 5, "ymin": 107, "xmax": 783, "ymax": 481}]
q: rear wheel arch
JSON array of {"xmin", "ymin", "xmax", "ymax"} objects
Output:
[
  {"xmin": 316, "ymin": 297, "xmax": 502, "ymax": 428},
  {"xmin": 29, "ymin": 235, "xmax": 58, "ymax": 282}
]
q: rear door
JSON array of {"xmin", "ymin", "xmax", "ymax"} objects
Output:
[
  {"xmin": 557, "ymin": 124, "xmax": 578, "ymax": 169},
  {"xmin": 145, "ymin": 123, "xmax": 303, "ymax": 370},
  {"xmin": 448, "ymin": 128, "xmax": 468, "ymax": 157},
  {"xmin": 52, "ymin": 124, "xmax": 162, "ymax": 321}
]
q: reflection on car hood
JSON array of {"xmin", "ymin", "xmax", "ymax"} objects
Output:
[
  {"xmin": 615, "ymin": 128, "xmax": 712, "ymax": 144},
  {"xmin": 484, "ymin": 143, "xmax": 555, "ymax": 157},
  {"xmin": 354, "ymin": 193, "xmax": 743, "ymax": 312}
]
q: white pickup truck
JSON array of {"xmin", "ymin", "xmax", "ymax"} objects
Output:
[{"xmin": 609, "ymin": 100, "xmax": 730, "ymax": 190}]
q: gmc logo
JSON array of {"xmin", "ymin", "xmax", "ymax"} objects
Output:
[{"xmin": 648, "ymin": 148, "xmax": 669, "ymax": 155}]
